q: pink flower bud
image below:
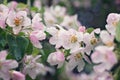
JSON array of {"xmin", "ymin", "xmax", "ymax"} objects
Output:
[{"xmin": 78, "ymin": 26, "xmax": 86, "ymax": 32}]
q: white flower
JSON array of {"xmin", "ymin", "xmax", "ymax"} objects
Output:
[
  {"xmin": 66, "ymin": 50, "xmax": 85, "ymax": 72},
  {"xmin": 100, "ymin": 30, "xmax": 114, "ymax": 46},
  {"xmin": 60, "ymin": 15, "xmax": 80, "ymax": 30},
  {"xmin": 30, "ymin": 13, "xmax": 46, "ymax": 48},
  {"xmin": 83, "ymin": 29, "xmax": 100, "ymax": 55},
  {"xmin": 106, "ymin": 13, "xmax": 120, "ymax": 26},
  {"xmin": 23, "ymin": 55, "xmax": 47, "ymax": 79},
  {"xmin": 46, "ymin": 26, "xmax": 66, "ymax": 48},
  {"xmin": 44, "ymin": 9, "xmax": 56, "ymax": 26},
  {"xmin": 6, "ymin": 11, "xmax": 31, "ymax": 34},
  {"xmin": 32, "ymin": 13, "xmax": 44, "ymax": 30},
  {"xmin": 50, "ymin": 5, "xmax": 66, "ymax": 17},
  {"xmin": 62, "ymin": 29, "xmax": 84, "ymax": 53}
]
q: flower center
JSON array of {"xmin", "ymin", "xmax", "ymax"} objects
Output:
[
  {"xmin": 90, "ymin": 37, "xmax": 97, "ymax": 45},
  {"xmin": 68, "ymin": 22, "xmax": 73, "ymax": 26},
  {"xmin": 74, "ymin": 53, "xmax": 82, "ymax": 61},
  {"xmin": 48, "ymin": 19, "xmax": 54, "ymax": 24},
  {"xmin": 70, "ymin": 35, "xmax": 77, "ymax": 43},
  {"xmin": 105, "ymin": 41, "xmax": 114, "ymax": 47},
  {"xmin": 14, "ymin": 17, "xmax": 23, "ymax": 26},
  {"xmin": 112, "ymin": 22, "xmax": 117, "ymax": 27}
]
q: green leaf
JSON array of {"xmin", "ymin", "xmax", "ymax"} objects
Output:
[
  {"xmin": 18, "ymin": 32, "xmax": 25, "ymax": 36},
  {"xmin": 17, "ymin": 3, "xmax": 27, "ymax": 9},
  {"xmin": 16, "ymin": 36, "xmax": 29, "ymax": 55},
  {"xmin": 26, "ymin": 75, "xmax": 33, "ymax": 80},
  {"xmin": 26, "ymin": 41, "xmax": 33, "ymax": 55},
  {"xmin": 86, "ymin": 28, "xmax": 94, "ymax": 33},
  {"xmin": 114, "ymin": 67, "xmax": 120, "ymax": 80},
  {"xmin": 31, "ymin": 7, "xmax": 38, "ymax": 12},
  {"xmin": 6, "ymin": 53, "xmax": 16, "ymax": 60},
  {"xmin": 0, "ymin": 29, "xmax": 7, "ymax": 50},
  {"xmin": 116, "ymin": 22, "xmax": 120, "ymax": 42},
  {"xmin": 7, "ymin": 34, "xmax": 29, "ymax": 61}
]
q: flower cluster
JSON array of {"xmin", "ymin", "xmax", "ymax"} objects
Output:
[{"xmin": 0, "ymin": 0, "xmax": 119, "ymax": 80}]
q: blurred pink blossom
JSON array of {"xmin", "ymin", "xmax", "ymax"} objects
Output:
[
  {"xmin": 91, "ymin": 46, "xmax": 117, "ymax": 73},
  {"xmin": 47, "ymin": 51, "xmax": 65, "ymax": 68},
  {"xmin": 0, "ymin": 4, "xmax": 9, "ymax": 29},
  {"xmin": 0, "ymin": 50, "xmax": 18, "ymax": 80}
]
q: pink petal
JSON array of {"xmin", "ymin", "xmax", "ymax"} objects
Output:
[
  {"xmin": 30, "ymin": 35, "xmax": 42, "ymax": 48},
  {"xmin": 0, "ymin": 19, "xmax": 6, "ymax": 29},
  {"xmin": 0, "ymin": 50, "xmax": 7, "ymax": 61},
  {"xmin": 11, "ymin": 71, "xmax": 25, "ymax": 80},
  {"xmin": 3, "ymin": 60, "xmax": 18, "ymax": 69}
]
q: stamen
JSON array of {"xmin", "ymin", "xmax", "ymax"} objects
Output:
[{"xmin": 70, "ymin": 35, "xmax": 78, "ymax": 43}]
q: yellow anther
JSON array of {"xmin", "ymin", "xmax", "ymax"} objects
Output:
[
  {"xmin": 14, "ymin": 17, "xmax": 23, "ymax": 26},
  {"xmin": 90, "ymin": 37, "xmax": 97, "ymax": 45},
  {"xmin": 70, "ymin": 35, "xmax": 78, "ymax": 43}
]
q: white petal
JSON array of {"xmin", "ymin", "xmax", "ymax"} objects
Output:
[
  {"xmin": 105, "ymin": 24, "xmax": 115, "ymax": 36},
  {"xmin": 17, "ymin": 11, "xmax": 27, "ymax": 17},
  {"xmin": 77, "ymin": 60, "xmax": 85, "ymax": 72},
  {"xmin": 100, "ymin": 30, "xmax": 114, "ymax": 44},
  {"xmin": 22, "ymin": 17, "xmax": 31, "ymax": 27},
  {"xmin": 13, "ymin": 26, "xmax": 22, "ymax": 34}
]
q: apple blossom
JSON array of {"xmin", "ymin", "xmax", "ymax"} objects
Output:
[
  {"xmin": 46, "ymin": 26, "xmax": 67, "ymax": 48},
  {"xmin": 66, "ymin": 50, "xmax": 85, "ymax": 72},
  {"xmin": 47, "ymin": 51, "xmax": 65, "ymax": 68},
  {"xmin": 91, "ymin": 46, "xmax": 117, "ymax": 73},
  {"xmin": 60, "ymin": 15, "xmax": 80, "ymax": 30},
  {"xmin": 0, "ymin": 50, "xmax": 18, "ymax": 80},
  {"xmin": 106, "ymin": 13, "xmax": 120, "ymax": 26},
  {"xmin": 62, "ymin": 29, "xmax": 84, "ymax": 53},
  {"xmin": 30, "ymin": 30, "xmax": 46, "ymax": 48},
  {"xmin": 83, "ymin": 29, "xmax": 100, "ymax": 55},
  {"xmin": 31, "ymin": 13, "xmax": 44, "ymax": 30},
  {"xmin": 50, "ymin": 5, "xmax": 66, "ymax": 17},
  {"xmin": 23, "ymin": 55, "xmax": 47, "ymax": 79},
  {"xmin": 44, "ymin": 9, "xmax": 56, "ymax": 26},
  {"xmin": 6, "ymin": 10, "xmax": 31, "ymax": 34},
  {"xmin": 100, "ymin": 30, "xmax": 114, "ymax": 47},
  {"xmin": 29, "ymin": 13, "xmax": 46, "ymax": 48},
  {"xmin": 7, "ymin": 1, "xmax": 18, "ymax": 11},
  {"xmin": 0, "ymin": 4, "xmax": 9, "ymax": 29}
]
